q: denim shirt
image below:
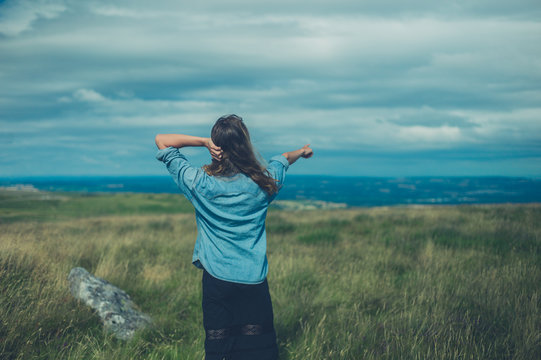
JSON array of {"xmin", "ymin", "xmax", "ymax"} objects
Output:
[{"xmin": 156, "ymin": 147, "xmax": 289, "ymax": 284}]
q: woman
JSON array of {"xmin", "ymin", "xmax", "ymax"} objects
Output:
[{"xmin": 155, "ymin": 114, "xmax": 313, "ymax": 360}]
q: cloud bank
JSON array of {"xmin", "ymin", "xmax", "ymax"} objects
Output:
[{"xmin": 1, "ymin": 0, "xmax": 540, "ymax": 176}]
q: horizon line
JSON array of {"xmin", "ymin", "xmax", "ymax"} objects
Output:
[{"xmin": 1, "ymin": 174, "xmax": 540, "ymax": 180}]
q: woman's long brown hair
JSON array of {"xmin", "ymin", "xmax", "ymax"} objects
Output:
[{"xmin": 203, "ymin": 114, "xmax": 278, "ymax": 196}]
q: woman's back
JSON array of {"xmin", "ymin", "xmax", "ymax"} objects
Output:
[
  {"xmin": 156, "ymin": 146, "xmax": 289, "ymax": 284},
  {"xmin": 155, "ymin": 114, "xmax": 312, "ymax": 360}
]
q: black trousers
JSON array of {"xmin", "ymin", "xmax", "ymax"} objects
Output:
[{"xmin": 202, "ymin": 270, "xmax": 279, "ymax": 360}]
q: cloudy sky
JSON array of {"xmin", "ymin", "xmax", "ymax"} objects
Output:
[{"xmin": 1, "ymin": 0, "xmax": 540, "ymax": 177}]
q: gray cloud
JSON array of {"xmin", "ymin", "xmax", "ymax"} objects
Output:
[
  {"xmin": 0, "ymin": 0, "xmax": 540, "ymax": 176},
  {"xmin": 0, "ymin": 0, "xmax": 66, "ymax": 36}
]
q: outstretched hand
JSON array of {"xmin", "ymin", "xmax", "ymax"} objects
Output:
[
  {"xmin": 282, "ymin": 144, "xmax": 314, "ymax": 165},
  {"xmin": 301, "ymin": 144, "xmax": 313, "ymax": 159},
  {"xmin": 206, "ymin": 138, "xmax": 223, "ymax": 161}
]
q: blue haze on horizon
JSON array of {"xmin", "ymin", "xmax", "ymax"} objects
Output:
[{"xmin": 1, "ymin": 0, "xmax": 540, "ymax": 177}]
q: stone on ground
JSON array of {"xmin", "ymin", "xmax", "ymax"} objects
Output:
[{"xmin": 68, "ymin": 267, "xmax": 152, "ymax": 340}]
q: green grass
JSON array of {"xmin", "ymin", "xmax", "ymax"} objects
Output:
[
  {"xmin": 1, "ymin": 191, "xmax": 540, "ymax": 359},
  {"xmin": 0, "ymin": 192, "xmax": 193, "ymax": 223}
]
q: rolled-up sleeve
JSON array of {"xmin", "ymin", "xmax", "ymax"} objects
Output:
[
  {"xmin": 156, "ymin": 147, "xmax": 200, "ymax": 200},
  {"xmin": 267, "ymin": 155, "xmax": 289, "ymax": 189}
]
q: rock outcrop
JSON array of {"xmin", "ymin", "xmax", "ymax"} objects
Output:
[{"xmin": 68, "ymin": 267, "xmax": 151, "ymax": 340}]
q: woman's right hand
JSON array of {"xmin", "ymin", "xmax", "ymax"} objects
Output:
[
  {"xmin": 282, "ymin": 144, "xmax": 314, "ymax": 165},
  {"xmin": 300, "ymin": 144, "xmax": 313, "ymax": 159}
]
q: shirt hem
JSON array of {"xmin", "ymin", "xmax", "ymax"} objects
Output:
[{"xmin": 193, "ymin": 259, "xmax": 266, "ymax": 285}]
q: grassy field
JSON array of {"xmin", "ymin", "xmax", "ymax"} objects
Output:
[{"xmin": 0, "ymin": 191, "xmax": 540, "ymax": 359}]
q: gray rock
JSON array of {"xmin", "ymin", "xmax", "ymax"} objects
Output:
[{"xmin": 68, "ymin": 267, "xmax": 152, "ymax": 340}]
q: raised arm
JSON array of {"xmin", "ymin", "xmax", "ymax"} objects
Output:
[
  {"xmin": 282, "ymin": 144, "xmax": 313, "ymax": 165},
  {"xmin": 155, "ymin": 134, "xmax": 222, "ymax": 160}
]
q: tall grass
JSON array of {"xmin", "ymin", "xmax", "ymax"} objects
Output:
[{"xmin": 1, "ymin": 193, "xmax": 540, "ymax": 359}]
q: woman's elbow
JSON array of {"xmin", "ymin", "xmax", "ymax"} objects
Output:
[{"xmin": 155, "ymin": 134, "xmax": 166, "ymax": 149}]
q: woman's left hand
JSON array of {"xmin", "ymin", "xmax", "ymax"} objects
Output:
[{"xmin": 206, "ymin": 138, "xmax": 223, "ymax": 161}]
